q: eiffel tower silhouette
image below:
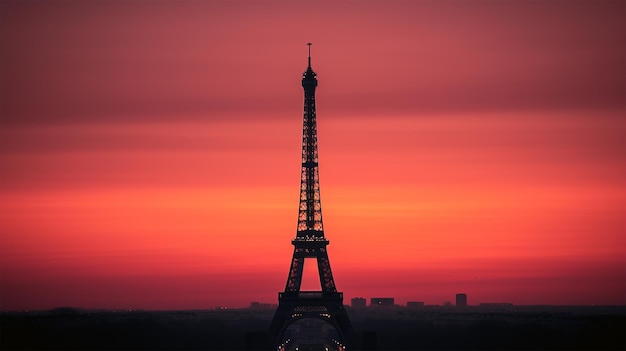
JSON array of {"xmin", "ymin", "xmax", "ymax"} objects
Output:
[{"xmin": 269, "ymin": 43, "xmax": 352, "ymax": 347}]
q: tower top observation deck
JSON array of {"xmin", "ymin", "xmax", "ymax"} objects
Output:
[{"xmin": 302, "ymin": 42, "xmax": 317, "ymax": 89}]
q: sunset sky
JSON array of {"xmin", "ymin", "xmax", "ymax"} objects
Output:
[{"xmin": 1, "ymin": 1, "xmax": 624, "ymax": 311}]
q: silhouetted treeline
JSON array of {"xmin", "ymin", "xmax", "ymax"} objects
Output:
[{"xmin": 1, "ymin": 306, "xmax": 624, "ymax": 350}]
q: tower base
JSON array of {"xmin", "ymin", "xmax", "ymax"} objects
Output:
[{"xmin": 269, "ymin": 291, "xmax": 352, "ymax": 348}]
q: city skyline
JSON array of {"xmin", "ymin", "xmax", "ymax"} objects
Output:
[{"xmin": 1, "ymin": 1, "xmax": 625, "ymax": 311}]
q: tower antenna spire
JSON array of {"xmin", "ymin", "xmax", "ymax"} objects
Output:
[{"xmin": 307, "ymin": 42, "xmax": 312, "ymax": 67}]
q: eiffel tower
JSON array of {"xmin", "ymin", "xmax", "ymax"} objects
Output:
[{"xmin": 269, "ymin": 43, "xmax": 352, "ymax": 347}]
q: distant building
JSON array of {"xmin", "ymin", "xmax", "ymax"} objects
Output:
[
  {"xmin": 351, "ymin": 297, "xmax": 367, "ymax": 308},
  {"xmin": 479, "ymin": 302, "xmax": 513, "ymax": 307},
  {"xmin": 478, "ymin": 303, "xmax": 514, "ymax": 312},
  {"xmin": 406, "ymin": 301, "xmax": 424, "ymax": 309},
  {"xmin": 249, "ymin": 302, "xmax": 275, "ymax": 310},
  {"xmin": 456, "ymin": 293, "xmax": 467, "ymax": 307},
  {"xmin": 443, "ymin": 301, "xmax": 452, "ymax": 307},
  {"xmin": 371, "ymin": 298, "xmax": 395, "ymax": 307}
]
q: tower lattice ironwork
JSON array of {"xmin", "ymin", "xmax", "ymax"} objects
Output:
[{"xmin": 269, "ymin": 43, "xmax": 352, "ymax": 346}]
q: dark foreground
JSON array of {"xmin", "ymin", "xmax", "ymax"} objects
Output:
[{"xmin": 1, "ymin": 305, "xmax": 624, "ymax": 351}]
